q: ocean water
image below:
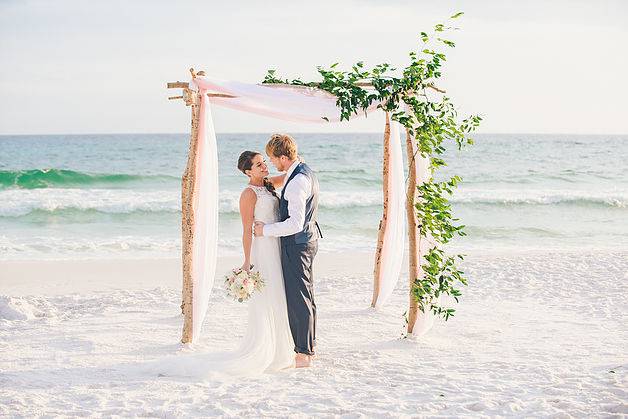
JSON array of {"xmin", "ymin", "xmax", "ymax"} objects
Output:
[{"xmin": 0, "ymin": 133, "xmax": 626, "ymax": 260}]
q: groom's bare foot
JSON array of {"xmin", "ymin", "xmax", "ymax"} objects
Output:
[{"xmin": 295, "ymin": 353, "xmax": 312, "ymax": 368}]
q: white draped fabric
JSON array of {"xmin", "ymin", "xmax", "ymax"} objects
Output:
[
  {"xmin": 409, "ymin": 151, "xmax": 438, "ymax": 337},
  {"xmin": 188, "ymin": 76, "xmax": 406, "ymax": 342},
  {"xmin": 190, "ymin": 93, "xmax": 219, "ymax": 343},
  {"xmin": 193, "ymin": 77, "xmax": 380, "ymax": 123},
  {"xmin": 373, "ymin": 120, "xmax": 406, "ymax": 308}
]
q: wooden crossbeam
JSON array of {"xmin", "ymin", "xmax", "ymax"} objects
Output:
[
  {"xmin": 167, "ymin": 82, "xmax": 189, "ymax": 89},
  {"xmin": 168, "ymin": 92, "xmax": 237, "ymax": 100},
  {"xmin": 166, "ymin": 79, "xmax": 445, "ymax": 96},
  {"xmin": 260, "ymin": 81, "xmax": 445, "ymax": 93}
]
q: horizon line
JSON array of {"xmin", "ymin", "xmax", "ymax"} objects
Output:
[{"xmin": 1, "ymin": 131, "xmax": 627, "ymax": 137}]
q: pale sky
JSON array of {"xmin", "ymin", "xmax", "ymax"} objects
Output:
[{"xmin": 1, "ymin": 0, "xmax": 627, "ymax": 135}]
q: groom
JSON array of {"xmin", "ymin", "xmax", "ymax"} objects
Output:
[{"xmin": 253, "ymin": 133, "xmax": 322, "ymax": 368}]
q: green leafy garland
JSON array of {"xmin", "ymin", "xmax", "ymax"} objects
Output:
[{"xmin": 263, "ymin": 12, "xmax": 481, "ymax": 321}]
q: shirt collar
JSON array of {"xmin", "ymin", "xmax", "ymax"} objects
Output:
[{"xmin": 284, "ymin": 159, "xmax": 300, "ymax": 179}]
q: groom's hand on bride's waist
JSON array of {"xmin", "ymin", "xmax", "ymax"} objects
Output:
[{"xmin": 254, "ymin": 221, "xmax": 265, "ymax": 237}]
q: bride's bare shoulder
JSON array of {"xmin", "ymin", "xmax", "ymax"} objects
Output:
[{"xmin": 240, "ymin": 187, "xmax": 257, "ymax": 204}]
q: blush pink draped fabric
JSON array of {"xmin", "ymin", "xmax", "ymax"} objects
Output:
[{"xmin": 188, "ymin": 76, "xmax": 406, "ymax": 342}]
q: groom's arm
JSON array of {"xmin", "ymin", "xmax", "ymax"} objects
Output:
[{"xmin": 263, "ymin": 174, "xmax": 311, "ymax": 237}]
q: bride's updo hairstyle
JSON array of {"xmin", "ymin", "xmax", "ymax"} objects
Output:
[
  {"xmin": 237, "ymin": 150, "xmax": 258, "ymax": 175},
  {"xmin": 237, "ymin": 150, "xmax": 278, "ymax": 199}
]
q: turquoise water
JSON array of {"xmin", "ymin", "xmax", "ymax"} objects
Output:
[{"xmin": 0, "ymin": 133, "xmax": 626, "ymax": 260}]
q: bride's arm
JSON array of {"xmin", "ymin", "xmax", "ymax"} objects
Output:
[
  {"xmin": 268, "ymin": 173, "xmax": 286, "ymax": 189},
  {"xmin": 239, "ymin": 188, "xmax": 257, "ymax": 271}
]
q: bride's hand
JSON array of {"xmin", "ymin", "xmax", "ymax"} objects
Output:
[{"xmin": 240, "ymin": 262, "xmax": 252, "ymax": 272}]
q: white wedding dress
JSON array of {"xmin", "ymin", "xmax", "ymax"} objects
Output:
[{"xmin": 222, "ymin": 184, "xmax": 295, "ymax": 373}]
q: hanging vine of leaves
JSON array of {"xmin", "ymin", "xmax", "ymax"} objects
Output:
[{"xmin": 262, "ymin": 12, "xmax": 482, "ymax": 322}]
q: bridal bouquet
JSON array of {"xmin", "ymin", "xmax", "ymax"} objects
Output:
[{"xmin": 224, "ymin": 267, "xmax": 265, "ymax": 302}]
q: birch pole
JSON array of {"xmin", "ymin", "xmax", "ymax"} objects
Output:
[
  {"xmin": 371, "ymin": 113, "xmax": 391, "ymax": 307},
  {"xmin": 405, "ymin": 128, "xmax": 421, "ymax": 332},
  {"xmin": 180, "ymin": 87, "xmax": 201, "ymax": 344}
]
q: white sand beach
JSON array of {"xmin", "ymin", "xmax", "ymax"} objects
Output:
[
  {"xmin": 1, "ymin": 251, "xmax": 626, "ymax": 417},
  {"xmin": 2, "ymin": 0, "xmax": 628, "ymax": 416}
]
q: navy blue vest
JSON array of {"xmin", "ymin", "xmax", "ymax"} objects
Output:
[{"xmin": 279, "ymin": 163, "xmax": 322, "ymax": 246}]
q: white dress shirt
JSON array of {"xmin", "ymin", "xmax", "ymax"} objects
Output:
[{"xmin": 264, "ymin": 160, "xmax": 312, "ymax": 238}]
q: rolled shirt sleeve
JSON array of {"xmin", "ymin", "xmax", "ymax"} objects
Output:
[{"xmin": 263, "ymin": 174, "xmax": 311, "ymax": 237}]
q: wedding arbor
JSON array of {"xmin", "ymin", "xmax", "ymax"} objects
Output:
[
  {"xmin": 167, "ymin": 16, "xmax": 479, "ymax": 345},
  {"xmin": 167, "ymin": 70, "xmax": 438, "ymax": 344}
]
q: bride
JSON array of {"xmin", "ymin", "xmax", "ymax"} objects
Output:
[
  {"xmin": 228, "ymin": 150, "xmax": 295, "ymax": 373},
  {"xmin": 143, "ymin": 150, "xmax": 295, "ymax": 378}
]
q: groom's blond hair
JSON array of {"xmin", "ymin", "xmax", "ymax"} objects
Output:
[{"xmin": 266, "ymin": 133, "xmax": 297, "ymax": 160}]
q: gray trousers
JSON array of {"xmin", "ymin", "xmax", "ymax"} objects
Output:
[{"xmin": 281, "ymin": 241, "xmax": 318, "ymax": 355}]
